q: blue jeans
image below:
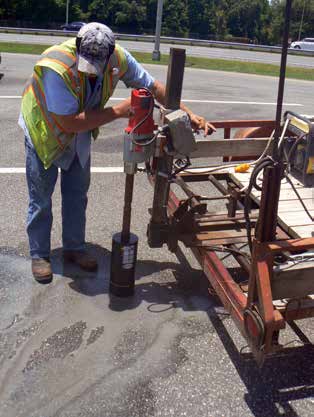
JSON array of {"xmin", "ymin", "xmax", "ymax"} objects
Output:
[{"xmin": 25, "ymin": 140, "xmax": 91, "ymax": 258}]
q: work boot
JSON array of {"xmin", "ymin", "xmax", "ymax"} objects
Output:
[
  {"xmin": 32, "ymin": 258, "xmax": 53, "ymax": 284},
  {"xmin": 63, "ymin": 250, "xmax": 98, "ymax": 272}
]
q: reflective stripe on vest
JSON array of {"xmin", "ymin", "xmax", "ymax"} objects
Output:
[
  {"xmin": 31, "ymin": 72, "xmax": 69, "ymax": 149},
  {"xmin": 24, "ymin": 51, "xmax": 82, "ymax": 150}
]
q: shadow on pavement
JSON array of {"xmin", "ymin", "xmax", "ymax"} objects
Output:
[
  {"xmin": 172, "ymin": 244, "xmax": 314, "ymax": 417},
  {"xmin": 207, "ymin": 311, "xmax": 314, "ymax": 417},
  {"xmin": 51, "ymin": 243, "xmax": 210, "ymax": 314}
]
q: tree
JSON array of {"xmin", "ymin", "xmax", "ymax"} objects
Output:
[
  {"xmin": 187, "ymin": 0, "xmax": 212, "ymax": 39},
  {"xmin": 227, "ymin": 0, "xmax": 271, "ymax": 43},
  {"xmin": 162, "ymin": 0, "xmax": 189, "ymax": 37}
]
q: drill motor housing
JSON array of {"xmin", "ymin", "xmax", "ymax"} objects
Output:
[{"xmin": 123, "ymin": 89, "xmax": 156, "ymax": 171}]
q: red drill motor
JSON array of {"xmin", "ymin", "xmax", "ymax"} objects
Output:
[
  {"xmin": 125, "ymin": 88, "xmax": 155, "ymax": 140},
  {"xmin": 123, "ymin": 89, "xmax": 156, "ymax": 172}
]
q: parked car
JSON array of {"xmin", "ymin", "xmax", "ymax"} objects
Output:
[
  {"xmin": 290, "ymin": 38, "xmax": 314, "ymax": 51},
  {"xmin": 60, "ymin": 21, "xmax": 86, "ymax": 32}
]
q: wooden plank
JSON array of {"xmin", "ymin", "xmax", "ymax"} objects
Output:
[
  {"xmin": 220, "ymin": 169, "xmax": 314, "ymax": 237},
  {"xmin": 182, "ymin": 236, "xmax": 250, "ymax": 246},
  {"xmin": 195, "ymin": 219, "xmax": 257, "ymax": 231},
  {"xmin": 242, "ymin": 187, "xmax": 314, "ymax": 203},
  {"xmin": 278, "ymin": 200, "xmax": 314, "ymax": 214},
  {"xmin": 194, "ymin": 229, "xmax": 249, "ymax": 240},
  {"xmin": 279, "ymin": 211, "xmax": 314, "ymax": 227},
  {"xmin": 209, "ymin": 120, "xmax": 275, "ymax": 129},
  {"xmin": 272, "ymin": 261, "xmax": 314, "ymax": 299},
  {"xmin": 289, "ymin": 225, "xmax": 314, "ymax": 238},
  {"xmin": 191, "ymin": 139, "xmax": 272, "ymax": 159},
  {"xmin": 195, "ymin": 210, "xmax": 259, "ymax": 223},
  {"xmin": 236, "ymin": 178, "xmax": 305, "ymax": 191},
  {"xmin": 279, "ymin": 188, "xmax": 314, "ymax": 200},
  {"xmin": 274, "ymin": 295, "xmax": 314, "ymax": 311},
  {"xmin": 232, "ymin": 170, "xmax": 307, "ymax": 190}
]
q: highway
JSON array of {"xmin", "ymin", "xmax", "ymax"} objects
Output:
[
  {"xmin": 0, "ymin": 52, "xmax": 313, "ymax": 417},
  {"xmin": 1, "ymin": 32, "xmax": 314, "ymax": 68}
]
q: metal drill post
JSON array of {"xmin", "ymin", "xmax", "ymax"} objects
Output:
[
  {"xmin": 121, "ymin": 173, "xmax": 135, "ymax": 245},
  {"xmin": 148, "ymin": 48, "xmax": 186, "ymax": 247},
  {"xmin": 256, "ymin": 0, "xmax": 292, "ymax": 243}
]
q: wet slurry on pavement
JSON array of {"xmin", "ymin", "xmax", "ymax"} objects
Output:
[
  {"xmin": 1, "ymin": 244, "xmax": 314, "ymax": 417},
  {"xmin": 0, "ymin": 54, "xmax": 314, "ymax": 416}
]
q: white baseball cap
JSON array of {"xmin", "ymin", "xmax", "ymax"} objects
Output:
[{"xmin": 76, "ymin": 22, "xmax": 115, "ymax": 75}]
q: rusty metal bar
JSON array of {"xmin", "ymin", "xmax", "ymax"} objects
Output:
[
  {"xmin": 210, "ymin": 120, "xmax": 275, "ymax": 129},
  {"xmin": 148, "ymin": 48, "xmax": 186, "ymax": 247},
  {"xmin": 191, "ymin": 246, "xmax": 247, "ymax": 338},
  {"xmin": 165, "ymin": 49, "xmax": 186, "ymax": 110},
  {"xmin": 224, "ymin": 127, "xmax": 231, "ymax": 139},
  {"xmin": 264, "ymin": 238, "xmax": 314, "ymax": 253},
  {"xmin": 256, "ymin": 164, "xmax": 285, "ymax": 242}
]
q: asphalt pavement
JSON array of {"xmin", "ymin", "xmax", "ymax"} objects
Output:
[
  {"xmin": 1, "ymin": 32, "xmax": 314, "ymax": 68},
  {"xmin": 0, "ymin": 53, "xmax": 313, "ymax": 417}
]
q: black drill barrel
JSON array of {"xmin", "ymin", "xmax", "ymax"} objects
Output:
[{"xmin": 110, "ymin": 173, "xmax": 138, "ymax": 297}]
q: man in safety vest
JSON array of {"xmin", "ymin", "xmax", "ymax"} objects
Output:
[{"xmin": 19, "ymin": 22, "xmax": 215, "ymax": 284}]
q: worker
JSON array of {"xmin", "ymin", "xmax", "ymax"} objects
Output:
[{"xmin": 19, "ymin": 22, "xmax": 216, "ymax": 284}]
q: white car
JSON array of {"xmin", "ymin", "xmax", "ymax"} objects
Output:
[{"xmin": 290, "ymin": 38, "xmax": 314, "ymax": 50}]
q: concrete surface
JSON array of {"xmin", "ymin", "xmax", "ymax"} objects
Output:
[{"xmin": 0, "ymin": 53, "xmax": 313, "ymax": 417}]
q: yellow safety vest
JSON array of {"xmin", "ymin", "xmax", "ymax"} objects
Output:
[{"xmin": 21, "ymin": 38, "xmax": 128, "ymax": 169}]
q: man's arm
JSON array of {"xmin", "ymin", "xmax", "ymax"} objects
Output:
[
  {"xmin": 54, "ymin": 80, "xmax": 216, "ymax": 136},
  {"xmin": 42, "ymin": 67, "xmax": 132, "ymax": 134},
  {"xmin": 119, "ymin": 48, "xmax": 215, "ymax": 136},
  {"xmin": 54, "ymin": 98, "xmax": 131, "ymax": 133},
  {"xmin": 151, "ymin": 80, "xmax": 216, "ymax": 136}
]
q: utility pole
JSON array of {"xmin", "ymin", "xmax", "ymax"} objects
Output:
[
  {"xmin": 152, "ymin": 0, "xmax": 164, "ymax": 61},
  {"xmin": 298, "ymin": 0, "xmax": 306, "ymax": 41},
  {"xmin": 66, "ymin": 0, "xmax": 70, "ymax": 25}
]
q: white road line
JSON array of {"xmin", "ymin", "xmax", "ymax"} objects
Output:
[
  {"xmin": 0, "ymin": 96, "xmax": 304, "ymax": 106},
  {"xmin": 178, "ymin": 99, "xmax": 304, "ymax": 106},
  {"xmin": 91, "ymin": 167, "xmax": 124, "ymax": 173},
  {"xmin": 0, "ymin": 168, "xmax": 26, "ymax": 173},
  {"xmin": 0, "ymin": 167, "xmax": 124, "ymax": 174}
]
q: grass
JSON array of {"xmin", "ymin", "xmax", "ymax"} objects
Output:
[{"xmin": 1, "ymin": 41, "xmax": 314, "ymax": 81}]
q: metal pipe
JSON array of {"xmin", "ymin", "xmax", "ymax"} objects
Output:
[
  {"xmin": 66, "ymin": 0, "xmax": 70, "ymax": 25},
  {"xmin": 273, "ymin": 0, "xmax": 292, "ymax": 160},
  {"xmin": 152, "ymin": 0, "xmax": 164, "ymax": 61},
  {"xmin": 298, "ymin": 0, "xmax": 306, "ymax": 41}
]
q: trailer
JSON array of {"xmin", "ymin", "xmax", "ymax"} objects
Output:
[
  {"xmin": 146, "ymin": 116, "xmax": 314, "ymax": 365},
  {"xmin": 110, "ymin": 0, "xmax": 314, "ymax": 365}
]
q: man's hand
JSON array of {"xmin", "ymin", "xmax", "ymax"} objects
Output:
[
  {"xmin": 151, "ymin": 80, "xmax": 216, "ymax": 137},
  {"xmin": 113, "ymin": 97, "xmax": 132, "ymax": 118},
  {"xmin": 189, "ymin": 113, "xmax": 216, "ymax": 137}
]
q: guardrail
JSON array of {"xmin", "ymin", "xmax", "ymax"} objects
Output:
[{"xmin": 1, "ymin": 26, "xmax": 314, "ymax": 56}]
